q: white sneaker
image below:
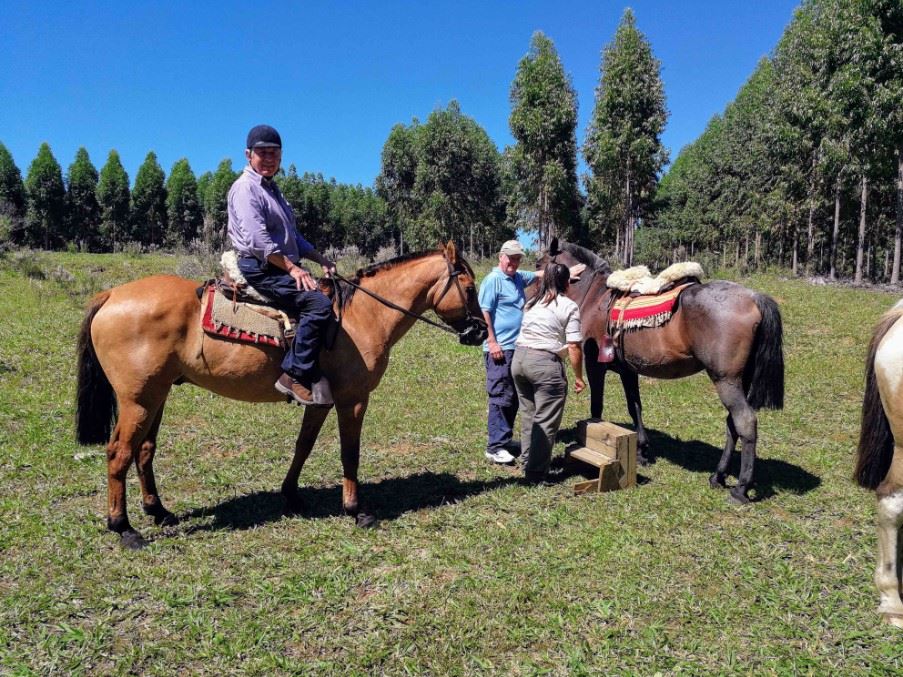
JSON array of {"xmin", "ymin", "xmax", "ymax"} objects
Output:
[{"xmin": 485, "ymin": 448, "xmax": 515, "ymax": 464}]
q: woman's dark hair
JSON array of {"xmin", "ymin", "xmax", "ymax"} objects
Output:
[{"xmin": 526, "ymin": 262, "xmax": 570, "ymax": 309}]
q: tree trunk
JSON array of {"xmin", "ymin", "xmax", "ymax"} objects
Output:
[
  {"xmin": 855, "ymin": 175, "xmax": 868, "ymax": 284},
  {"xmin": 892, "ymin": 147, "xmax": 903, "ymax": 284},
  {"xmin": 805, "ymin": 199, "xmax": 816, "ymax": 276},
  {"xmin": 755, "ymin": 231, "xmax": 761, "ymax": 269},
  {"xmin": 792, "ymin": 227, "xmax": 799, "ymax": 276},
  {"xmin": 830, "ymin": 184, "xmax": 841, "ymax": 280}
]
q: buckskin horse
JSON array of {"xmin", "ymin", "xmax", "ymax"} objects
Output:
[
  {"xmin": 855, "ymin": 299, "xmax": 903, "ymax": 628},
  {"xmin": 540, "ymin": 239, "xmax": 784, "ymax": 503},
  {"xmin": 76, "ymin": 242, "xmax": 487, "ymax": 548}
]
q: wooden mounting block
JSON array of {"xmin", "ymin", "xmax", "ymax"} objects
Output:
[{"xmin": 567, "ymin": 420, "xmax": 637, "ymax": 495}]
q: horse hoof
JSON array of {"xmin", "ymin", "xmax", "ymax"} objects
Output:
[
  {"xmin": 154, "ymin": 511, "xmax": 179, "ymax": 527},
  {"xmin": 728, "ymin": 489, "xmax": 751, "ymax": 505},
  {"xmin": 883, "ymin": 613, "xmax": 903, "ymax": 629},
  {"xmin": 120, "ymin": 530, "xmax": 147, "ymax": 550},
  {"xmin": 709, "ymin": 473, "xmax": 727, "ymax": 489},
  {"xmin": 355, "ymin": 512, "xmax": 377, "ymax": 529}
]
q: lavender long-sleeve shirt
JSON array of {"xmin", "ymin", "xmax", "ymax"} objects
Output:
[{"xmin": 227, "ymin": 166, "xmax": 314, "ymax": 263}]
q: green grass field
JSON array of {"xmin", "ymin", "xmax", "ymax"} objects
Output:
[{"xmin": 1, "ymin": 249, "xmax": 902, "ymax": 675}]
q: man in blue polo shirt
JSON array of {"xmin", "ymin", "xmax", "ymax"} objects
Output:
[
  {"xmin": 479, "ymin": 240, "xmax": 585, "ymax": 464},
  {"xmin": 479, "ymin": 240, "xmax": 538, "ymax": 464}
]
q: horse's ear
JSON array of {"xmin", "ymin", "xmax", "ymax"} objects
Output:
[
  {"xmin": 444, "ymin": 240, "xmax": 458, "ymax": 264},
  {"xmin": 550, "ymin": 237, "xmax": 560, "ymax": 256}
]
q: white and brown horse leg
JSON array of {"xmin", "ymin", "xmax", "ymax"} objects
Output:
[
  {"xmin": 135, "ymin": 401, "xmax": 179, "ymax": 527},
  {"xmin": 106, "ymin": 397, "xmax": 165, "ymax": 549},
  {"xmin": 711, "ymin": 378, "xmax": 757, "ymax": 504},
  {"xmin": 336, "ymin": 399, "xmax": 376, "ymax": 527},
  {"xmin": 281, "ymin": 404, "xmax": 332, "ymax": 514},
  {"xmin": 875, "ymin": 453, "xmax": 903, "ymax": 627}
]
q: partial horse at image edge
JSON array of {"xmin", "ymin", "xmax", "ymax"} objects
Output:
[{"xmin": 856, "ymin": 299, "xmax": 903, "ymax": 628}]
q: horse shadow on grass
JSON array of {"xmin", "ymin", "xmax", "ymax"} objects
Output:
[
  {"xmin": 555, "ymin": 423, "xmax": 821, "ymax": 501},
  {"xmin": 181, "ymin": 471, "xmax": 518, "ymax": 533}
]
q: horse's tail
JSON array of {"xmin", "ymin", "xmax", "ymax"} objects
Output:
[
  {"xmin": 855, "ymin": 306, "xmax": 903, "ymax": 489},
  {"xmin": 76, "ymin": 290, "xmax": 117, "ymax": 445},
  {"xmin": 744, "ymin": 293, "xmax": 785, "ymax": 410}
]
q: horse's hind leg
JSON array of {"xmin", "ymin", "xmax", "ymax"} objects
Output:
[
  {"xmin": 281, "ymin": 404, "xmax": 332, "ymax": 515},
  {"xmin": 710, "ymin": 414, "xmax": 739, "ymax": 490},
  {"xmin": 106, "ymin": 399, "xmax": 162, "ymax": 549},
  {"xmin": 135, "ymin": 401, "xmax": 178, "ymax": 527},
  {"xmin": 711, "ymin": 378, "xmax": 757, "ymax": 504}
]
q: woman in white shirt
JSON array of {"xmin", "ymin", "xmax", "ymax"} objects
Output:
[{"xmin": 511, "ymin": 262, "xmax": 586, "ymax": 484}]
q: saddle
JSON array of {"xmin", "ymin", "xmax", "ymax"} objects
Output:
[
  {"xmin": 197, "ymin": 251, "xmax": 337, "ymax": 349},
  {"xmin": 598, "ymin": 261, "xmax": 703, "ymax": 364}
]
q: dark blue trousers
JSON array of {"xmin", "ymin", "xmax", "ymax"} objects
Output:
[
  {"xmin": 238, "ymin": 257, "xmax": 333, "ymax": 387},
  {"xmin": 484, "ymin": 350, "xmax": 518, "ymax": 452}
]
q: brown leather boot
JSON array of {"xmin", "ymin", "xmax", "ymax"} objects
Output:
[{"xmin": 275, "ymin": 373, "xmax": 315, "ymax": 406}]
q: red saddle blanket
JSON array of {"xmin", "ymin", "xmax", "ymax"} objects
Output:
[
  {"xmin": 200, "ymin": 284, "xmax": 286, "ymax": 348},
  {"xmin": 609, "ymin": 282, "xmax": 695, "ymax": 330}
]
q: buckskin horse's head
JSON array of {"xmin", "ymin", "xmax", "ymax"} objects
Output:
[{"xmin": 433, "ymin": 241, "xmax": 487, "ymax": 346}]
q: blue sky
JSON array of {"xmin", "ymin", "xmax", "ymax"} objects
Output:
[{"xmin": 1, "ymin": 1, "xmax": 799, "ymax": 187}]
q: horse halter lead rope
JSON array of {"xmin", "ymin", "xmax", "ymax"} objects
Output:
[{"xmin": 331, "ymin": 258, "xmax": 480, "ymax": 338}]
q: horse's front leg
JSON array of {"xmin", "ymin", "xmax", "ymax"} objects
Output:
[
  {"xmin": 336, "ymin": 398, "xmax": 376, "ymax": 528},
  {"xmin": 875, "ymin": 485, "xmax": 903, "ymax": 628},
  {"xmin": 281, "ymin": 404, "xmax": 332, "ymax": 515},
  {"xmin": 619, "ymin": 368, "xmax": 652, "ymax": 465},
  {"xmin": 583, "ymin": 339, "xmax": 607, "ymax": 420}
]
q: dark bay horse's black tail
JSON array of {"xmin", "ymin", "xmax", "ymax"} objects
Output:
[
  {"xmin": 76, "ymin": 291, "xmax": 116, "ymax": 445},
  {"xmin": 855, "ymin": 308, "xmax": 902, "ymax": 489},
  {"xmin": 744, "ymin": 294, "xmax": 784, "ymax": 411}
]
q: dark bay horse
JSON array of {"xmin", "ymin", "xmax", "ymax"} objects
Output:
[
  {"xmin": 76, "ymin": 242, "xmax": 486, "ymax": 548},
  {"xmin": 541, "ymin": 240, "xmax": 784, "ymax": 503},
  {"xmin": 855, "ymin": 299, "xmax": 903, "ymax": 628}
]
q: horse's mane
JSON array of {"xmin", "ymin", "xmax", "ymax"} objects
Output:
[
  {"xmin": 558, "ymin": 241, "xmax": 611, "ymax": 274},
  {"xmin": 334, "ymin": 249, "xmax": 462, "ymax": 309}
]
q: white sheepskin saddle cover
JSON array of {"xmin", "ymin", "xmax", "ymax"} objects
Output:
[
  {"xmin": 607, "ymin": 261, "xmax": 704, "ymax": 294},
  {"xmin": 221, "ymin": 250, "xmax": 272, "ymax": 303}
]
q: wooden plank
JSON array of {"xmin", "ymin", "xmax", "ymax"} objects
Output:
[{"xmin": 568, "ymin": 445, "xmax": 610, "ymax": 468}]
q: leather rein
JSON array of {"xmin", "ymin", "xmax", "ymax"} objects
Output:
[{"xmin": 330, "ymin": 258, "xmax": 480, "ymax": 337}]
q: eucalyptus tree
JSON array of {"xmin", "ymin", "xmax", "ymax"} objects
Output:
[
  {"xmin": 0, "ymin": 142, "xmax": 27, "ymax": 243},
  {"xmin": 96, "ymin": 150, "xmax": 131, "ymax": 251},
  {"xmin": 508, "ymin": 31, "xmax": 581, "ymax": 250},
  {"xmin": 131, "ymin": 151, "xmax": 167, "ymax": 248},
  {"xmin": 65, "ymin": 147, "xmax": 100, "ymax": 250},
  {"xmin": 0, "ymin": 143, "xmax": 25, "ymax": 217},
  {"xmin": 202, "ymin": 159, "xmax": 238, "ymax": 250},
  {"xmin": 24, "ymin": 143, "xmax": 66, "ymax": 249},
  {"xmin": 411, "ymin": 101, "xmax": 504, "ymax": 252},
  {"xmin": 165, "ymin": 158, "xmax": 202, "ymax": 247},
  {"xmin": 378, "ymin": 102, "xmax": 504, "ymax": 253},
  {"xmin": 584, "ymin": 9, "xmax": 668, "ymax": 265},
  {"xmin": 376, "ymin": 121, "xmax": 420, "ymax": 253}
]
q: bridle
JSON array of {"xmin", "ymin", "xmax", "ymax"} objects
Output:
[
  {"xmin": 331, "ymin": 256, "xmax": 484, "ymax": 339},
  {"xmin": 547, "ymin": 251, "xmax": 599, "ymax": 309}
]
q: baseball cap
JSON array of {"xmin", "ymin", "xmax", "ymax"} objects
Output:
[
  {"xmin": 246, "ymin": 125, "xmax": 282, "ymax": 149},
  {"xmin": 499, "ymin": 240, "xmax": 525, "ymax": 256}
]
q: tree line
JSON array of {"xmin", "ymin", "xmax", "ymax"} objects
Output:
[
  {"xmin": 2, "ymin": 9, "xmax": 672, "ymax": 265},
  {"xmin": 655, "ymin": 0, "xmax": 903, "ymax": 282}
]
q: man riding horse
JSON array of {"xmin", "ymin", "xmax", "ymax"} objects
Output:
[{"xmin": 228, "ymin": 124, "xmax": 337, "ymax": 407}]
